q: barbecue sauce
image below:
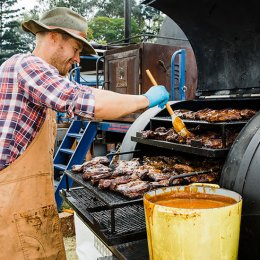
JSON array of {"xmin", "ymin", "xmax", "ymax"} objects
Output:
[{"xmin": 150, "ymin": 193, "xmax": 237, "ymax": 209}]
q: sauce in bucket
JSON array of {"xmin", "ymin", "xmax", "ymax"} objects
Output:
[
  {"xmin": 144, "ymin": 186, "xmax": 242, "ymax": 260},
  {"xmin": 150, "ymin": 192, "xmax": 237, "ymax": 209}
]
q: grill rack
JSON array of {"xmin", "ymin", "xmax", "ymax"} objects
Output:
[
  {"xmin": 132, "ymin": 132, "xmax": 229, "ymax": 158},
  {"xmin": 63, "ymin": 166, "xmax": 221, "ymax": 245},
  {"xmin": 147, "ymin": 116, "xmax": 248, "ymax": 152},
  {"xmin": 61, "ymin": 187, "xmax": 146, "ymax": 245}
]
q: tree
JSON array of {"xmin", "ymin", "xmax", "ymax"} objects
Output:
[
  {"xmin": 38, "ymin": 0, "xmax": 99, "ymax": 19},
  {"xmin": 34, "ymin": 0, "xmax": 164, "ymax": 43},
  {"xmin": 0, "ymin": 0, "xmax": 30, "ymax": 64},
  {"xmin": 88, "ymin": 16, "xmax": 142, "ymax": 44},
  {"xmin": 2, "ymin": 0, "xmax": 164, "ymax": 61}
]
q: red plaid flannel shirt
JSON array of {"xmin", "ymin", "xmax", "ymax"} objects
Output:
[{"xmin": 0, "ymin": 53, "xmax": 95, "ymax": 170}]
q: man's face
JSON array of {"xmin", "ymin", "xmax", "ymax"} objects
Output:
[{"xmin": 50, "ymin": 34, "xmax": 83, "ymax": 76}]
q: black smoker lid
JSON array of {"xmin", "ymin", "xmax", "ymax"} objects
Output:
[{"xmin": 143, "ymin": 0, "xmax": 260, "ymax": 97}]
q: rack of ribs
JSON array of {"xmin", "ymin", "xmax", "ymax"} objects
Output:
[
  {"xmin": 82, "ymin": 164, "xmax": 112, "ymax": 181},
  {"xmin": 112, "ymin": 159, "xmax": 141, "ymax": 177},
  {"xmin": 142, "ymin": 127, "xmax": 240, "ymax": 149},
  {"xmin": 173, "ymin": 108, "xmax": 257, "ymax": 122},
  {"xmin": 72, "ymin": 155, "xmax": 223, "ymax": 199},
  {"xmin": 71, "ymin": 156, "xmax": 110, "ymax": 172},
  {"xmin": 115, "ymin": 180, "xmax": 150, "ymax": 199}
]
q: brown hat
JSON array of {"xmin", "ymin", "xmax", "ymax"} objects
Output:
[{"xmin": 22, "ymin": 7, "xmax": 96, "ymax": 55}]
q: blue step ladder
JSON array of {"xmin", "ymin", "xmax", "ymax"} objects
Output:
[{"xmin": 54, "ymin": 120, "xmax": 97, "ymax": 210}]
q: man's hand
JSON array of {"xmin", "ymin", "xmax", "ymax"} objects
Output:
[{"xmin": 143, "ymin": 85, "xmax": 170, "ymax": 108}]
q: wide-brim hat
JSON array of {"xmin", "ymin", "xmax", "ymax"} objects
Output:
[{"xmin": 22, "ymin": 7, "xmax": 96, "ymax": 55}]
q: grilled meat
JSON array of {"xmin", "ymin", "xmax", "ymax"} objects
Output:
[
  {"xmin": 82, "ymin": 164, "xmax": 111, "ymax": 181},
  {"xmin": 173, "ymin": 108, "xmax": 257, "ymax": 122},
  {"xmin": 112, "ymin": 159, "xmax": 141, "ymax": 177},
  {"xmin": 91, "ymin": 172, "xmax": 113, "ymax": 185},
  {"xmin": 71, "ymin": 164, "xmax": 85, "ymax": 172},
  {"xmin": 98, "ymin": 166, "xmax": 148, "ymax": 190},
  {"xmin": 142, "ymin": 127, "xmax": 239, "ymax": 149},
  {"xmin": 184, "ymin": 171, "xmax": 220, "ymax": 184},
  {"xmin": 165, "ymin": 129, "xmax": 186, "ymax": 143},
  {"xmin": 173, "ymin": 164, "xmax": 195, "ymax": 173},
  {"xmin": 90, "ymin": 156, "xmax": 110, "ymax": 166},
  {"xmin": 240, "ymin": 109, "xmax": 256, "ymax": 119},
  {"xmin": 174, "ymin": 109, "xmax": 196, "ymax": 120},
  {"xmin": 72, "ymin": 156, "xmax": 110, "ymax": 172},
  {"xmin": 98, "ymin": 178, "xmax": 113, "ymax": 189},
  {"xmin": 73, "ymin": 155, "xmax": 223, "ymax": 199},
  {"xmin": 115, "ymin": 180, "xmax": 150, "ymax": 199}
]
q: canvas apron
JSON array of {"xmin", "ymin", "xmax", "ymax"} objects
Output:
[{"xmin": 0, "ymin": 109, "xmax": 66, "ymax": 259}]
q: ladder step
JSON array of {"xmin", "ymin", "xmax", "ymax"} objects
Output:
[
  {"xmin": 67, "ymin": 133, "xmax": 82, "ymax": 139},
  {"xmin": 54, "ymin": 164, "xmax": 67, "ymax": 171},
  {"xmin": 60, "ymin": 148, "xmax": 75, "ymax": 154}
]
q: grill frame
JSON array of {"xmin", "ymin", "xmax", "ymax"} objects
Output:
[{"xmin": 61, "ymin": 187, "xmax": 146, "ymax": 246}]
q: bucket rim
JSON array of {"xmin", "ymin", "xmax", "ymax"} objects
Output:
[{"xmin": 143, "ymin": 185, "xmax": 242, "ymax": 210}]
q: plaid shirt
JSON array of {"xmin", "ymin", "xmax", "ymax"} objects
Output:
[{"xmin": 0, "ymin": 53, "xmax": 95, "ymax": 170}]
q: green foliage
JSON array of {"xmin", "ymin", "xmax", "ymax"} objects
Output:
[
  {"xmin": 33, "ymin": 0, "xmax": 164, "ymax": 43},
  {"xmin": 38, "ymin": 0, "xmax": 98, "ymax": 19},
  {"xmin": 0, "ymin": 0, "xmax": 32, "ymax": 64},
  {"xmin": 88, "ymin": 16, "xmax": 142, "ymax": 44},
  {"xmin": 0, "ymin": 0, "xmax": 164, "ymax": 65}
]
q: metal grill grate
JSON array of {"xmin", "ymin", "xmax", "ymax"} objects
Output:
[
  {"xmin": 69, "ymin": 187, "xmax": 106, "ymax": 209},
  {"xmin": 91, "ymin": 204, "xmax": 146, "ymax": 234},
  {"xmin": 61, "ymin": 187, "xmax": 147, "ymax": 245}
]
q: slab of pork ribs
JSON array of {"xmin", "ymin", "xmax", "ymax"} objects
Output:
[
  {"xmin": 142, "ymin": 126, "xmax": 239, "ymax": 149},
  {"xmin": 174, "ymin": 108, "xmax": 256, "ymax": 122},
  {"xmin": 71, "ymin": 156, "xmax": 110, "ymax": 172},
  {"xmin": 72, "ymin": 155, "xmax": 222, "ymax": 199}
]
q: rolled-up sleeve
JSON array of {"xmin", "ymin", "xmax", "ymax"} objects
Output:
[
  {"xmin": 72, "ymin": 85, "xmax": 95, "ymax": 119},
  {"xmin": 18, "ymin": 56, "xmax": 95, "ymax": 119}
]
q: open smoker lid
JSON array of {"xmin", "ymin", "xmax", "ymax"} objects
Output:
[{"xmin": 143, "ymin": 0, "xmax": 260, "ymax": 97}]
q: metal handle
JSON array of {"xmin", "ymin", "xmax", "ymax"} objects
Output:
[
  {"xmin": 169, "ymin": 170, "xmax": 212, "ymax": 186},
  {"xmin": 106, "ymin": 149, "xmax": 141, "ymax": 157}
]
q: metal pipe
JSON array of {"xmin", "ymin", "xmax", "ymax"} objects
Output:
[
  {"xmin": 171, "ymin": 49, "xmax": 186, "ymax": 100},
  {"xmin": 124, "ymin": 0, "xmax": 131, "ymax": 43}
]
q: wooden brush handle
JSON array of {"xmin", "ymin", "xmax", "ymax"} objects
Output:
[
  {"xmin": 146, "ymin": 70, "xmax": 174, "ymax": 116},
  {"xmin": 166, "ymin": 103, "xmax": 174, "ymax": 116},
  {"xmin": 145, "ymin": 69, "xmax": 191, "ymax": 137},
  {"xmin": 146, "ymin": 69, "xmax": 158, "ymax": 86}
]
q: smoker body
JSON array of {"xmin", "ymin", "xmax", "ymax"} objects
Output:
[{"xmin": 142, "ymin": 0, "xmax": 260, "ymax": 258}]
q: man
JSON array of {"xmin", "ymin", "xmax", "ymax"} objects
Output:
[{"xmin": 0, "ymin": 7, "xmax": 169, "ymax": 259}]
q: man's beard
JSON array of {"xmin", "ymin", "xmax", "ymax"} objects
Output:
[{"xmin": 50, "ymin": 57, "xmax": 70, "ymax": 76}]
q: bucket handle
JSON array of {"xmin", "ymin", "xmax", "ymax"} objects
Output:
[{"xmin": 189, "ymin": 183, "xmax": 220, "ymax": 189}]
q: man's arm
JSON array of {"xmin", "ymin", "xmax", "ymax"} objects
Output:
[
  {"xmin": 92, "ymin": 88, "xmax": 149, "ymax": 119},
  {"xmin": 92, "ymin": 85, "xmax": 169, "ymax": 119}
]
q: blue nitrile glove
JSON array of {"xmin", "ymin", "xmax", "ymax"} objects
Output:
[{"xmin": 143, "ymin": 85, "xmax": 170, "ymax": 108}]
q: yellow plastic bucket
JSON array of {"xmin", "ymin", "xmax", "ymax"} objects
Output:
[{"xmin": 144, "ymin": 184, "xmax": 242, "ymax": 260}]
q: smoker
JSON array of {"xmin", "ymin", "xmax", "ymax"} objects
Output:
[
  {"xmin": 61, "ymin": 0, "xmax": 260, "ymax": 258},
  {"xmin": 140, "ymin": 0, "xmax": 260, "ymax": 258}
]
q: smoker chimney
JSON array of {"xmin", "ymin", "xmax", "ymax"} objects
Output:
[{"xmin": 124, "ymin": 0, "xmax": 131, "ymax": 43}]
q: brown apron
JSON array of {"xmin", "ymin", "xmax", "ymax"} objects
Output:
[{"xmin": 0, "ymin": 109, "xmax": 66, "ymax": 259}]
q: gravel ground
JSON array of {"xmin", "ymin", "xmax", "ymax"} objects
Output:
[{"xmin": 64, "ymin": 236, "xmax": 78, "ymax": 260}]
